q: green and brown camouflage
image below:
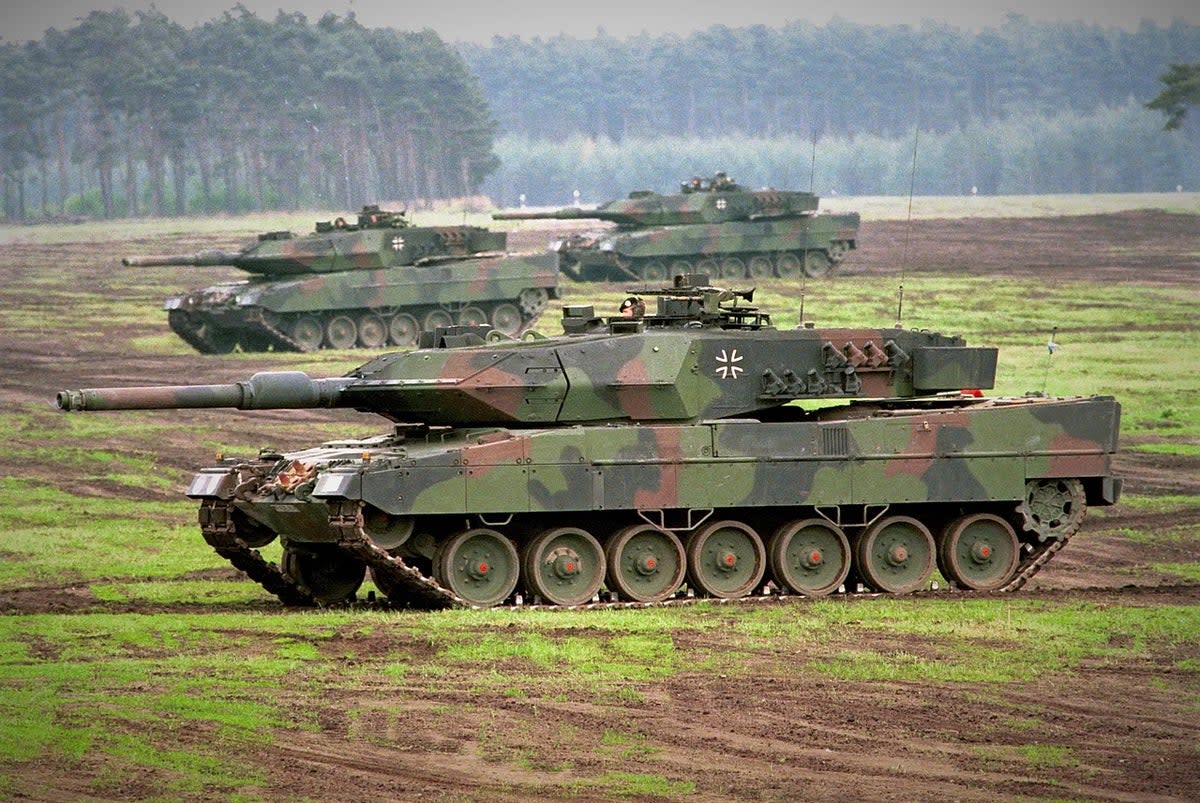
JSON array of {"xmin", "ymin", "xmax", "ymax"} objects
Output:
[
  {"xmin": 123, "ymin": 205, "xmax": 559, "ymax": 354},
  {"xmin": 56, "ymin": 275, "xmax": 1119, "ymax": 608},
  {"xmin": 494, "ymin": 173, "xmax": 860, "ymax": 282}
]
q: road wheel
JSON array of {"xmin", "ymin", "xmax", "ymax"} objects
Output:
[
  {"xmin": 290, "ymin": 315, "xmax": 324, "ymax": 351},
  {"xmin": 685, "ymin": 520, "xmax": 766, "ymax": 599},
  {"xmin": 774, "ymin": 252, "xmax": 802, "ymax": 277},
  {"xmin": 423, "ymin": 308, "xmax": 453, "ymax": 332},
  {"xmin": 768, "ymin": 518, "xmax": 851, "ymax": 596},
  {"xmin": 747, "ymin": 255, "xmax": 774, "ymax": 278},
  {"xmin": 855, "ymin": 515, "xmax": 935, "ymax": 594},
  {"xmin": 802, "ymin": 250, "xmax": 833, "ymax": 278},
  {"xmin": 937, "ymin": 513, "xmax": 1019, "ymax": 591},
  {"xmin": 605, "ymin": 524, "xmax": 686, "ymax": 603},
  {"xmin": 357, "ymin": 313, "xmax": 388, "ymax": 348},
  {"xmin": 490, "ymin": 303, "xmax": 523, "ymax": 336},
  {"xmin": 388, "ymin": 312, "xmax": 420, "ymax": 346},
  {"xmin": 719, "ymin": 257, "xmax": 746, "ymax": 279},
  {"xmin": 640, "ymin": 260, "xmax": 669, "ymax": 281},
  {"xmin": 458, "ymin": 305, "xmax": 488, "ymax": 327},
  {"xmin": 281, "ymin": 546, "xmax": 365, "ymax": 605},
  {"xmin": 433, "ymin": 528, "xmax": 520, "ymax": 608},
  {"xmin": 324, "ymin": 314, "xmax": 357, "ymax": 349},
  {"xmin": 522, "ymin": 527, "xmax": 605, "ymax": 606}
]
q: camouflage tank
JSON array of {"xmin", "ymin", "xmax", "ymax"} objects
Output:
[
  {"xmin": 494, "ymin": 173, "xmax": 860, "ymax": 282},
  {"xmin": 124, "ymin": 205, "xmax": 560, "ymax": 353},
  {"xmin": 57, "ymin": 275, "xmax": 1120, "ymax": 609}
]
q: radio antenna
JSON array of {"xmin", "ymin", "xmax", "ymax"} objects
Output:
[
  {"xmin": 808, "ymin": 125, "xmax": 818, "ymax": 194},
  {"xmin": 897, "ymin": 126, "xmax": 919, "ymax": 328},
  {"xmin": 1041, "ymin": 326, "xmax": 1060, "ymax": 395}
]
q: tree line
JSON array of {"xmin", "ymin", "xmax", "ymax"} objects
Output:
[
  {"xmin": 0, "ymin": 9, "xmax": 496, "ymax": 220},
  {"xmin": 1, "ymin": 11, "xmax": 1196, "ymax": 221},
  {"xmin": 485, "ymin": 102, "xmax": 1199, "ymax": 206},
  {"xmin": 459, "ymin": 16, "xmax": 1200, "ymax": 141}
]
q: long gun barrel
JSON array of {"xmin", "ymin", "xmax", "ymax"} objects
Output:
[
  {"xmin": 122, "ymin": 250, "xmax": 246, "ymax": 268},
  {"xmin": 57, "ymin": 371, "xmax": 352, "ymax": 412},
  {"xmin": 493, "ymin": 208, "xmax": 603, "ymax": 222}
]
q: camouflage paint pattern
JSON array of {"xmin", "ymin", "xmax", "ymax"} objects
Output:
[
  {"xmin": 56, "ymin": 278, "xmax": 1121, "ymax": 604},
  {"xmin": 494, "ymin": 174, "xmax": 860, "ymax": 281},
  {"xmin": 123, "ymin": 205, "xmax": 559, "ymax": 354}
]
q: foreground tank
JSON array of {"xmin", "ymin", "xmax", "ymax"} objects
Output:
[
  {"xmin": 494, "ymin": 173, "xmax": 860, "ymax": 282},
  {"xmin": 124, "ymin": 205, "xmax": 560, "ymax": 353},
  {"xmin": 58, "ymin": 275, "xmax": 1120, "ymax": 609}
]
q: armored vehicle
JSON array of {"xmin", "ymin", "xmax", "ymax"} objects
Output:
[
  {"xmin": 124, "ymin": 205, "xmax": 560, "ymax": 353},
  {"xmin": 494, "ymin": 173, "xmax": 860, "ymax": 282},
  {"xmin": 58, "ymin": 275, "xmax": 1120, "ymax": 609}
]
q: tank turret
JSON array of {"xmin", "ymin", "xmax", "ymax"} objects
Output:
[
  {"xmin": 123, "ymin": 204, "xmax": 558, "ymax": 354},
  {"xmin": 56, "ymin": 276, "xmax": 1119, "ymax": 610},
  {"xmin": 493, "ymin": 174, "xmax": 858, "ymax": 282},
  {"xmin": 59, "ymin": 276, "xmax": 997, "ymax": 425}
]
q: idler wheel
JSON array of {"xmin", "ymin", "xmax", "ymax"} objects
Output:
[
  {"xmin": 605, "ymin": 524, "xmax": 686, "ymax": 603},
  {"xmin": 937, "ymin": 513, "xmax": 1019, "ymax": 591},
  {"xmin": 433, "ymin": 528, "xmax": 519, "ymax": 608},
  {"xmin": 685, "ymin": 520, "xmax": 765, "ymax": 599},
  {"xmin": 281, "ymin": 545, "xmax": 365, "ymax": 605},
  {"xmin": 1017, "ymin": 478, "xmax": 1087, "ymax": 542},
  {"xmin": 522, "ymin": 527, "xmax": 605, "ymax": 607},
  {"xmin": 855, "ymin": 515, "xmax": 935, "ymax": 594},
  {"xmin": 768, "ymin": 518, "xmax": 851, "ymax": 597}
]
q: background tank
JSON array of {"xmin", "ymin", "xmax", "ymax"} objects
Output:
[
  {"xmin": 123, "ymin": 205, "xmax": 560, "ymax": 353},
  {"xmin": 57, "ymin": 275, "xmax": 1120, "ymax": 610},
  {"xmin": 494, "ymin": 173, "xmax": 860, "ymax": 282}
]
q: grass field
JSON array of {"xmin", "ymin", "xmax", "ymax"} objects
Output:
[{"xmin": 1, "ymin": 199, "xmax": 1198, "ymax": 801}]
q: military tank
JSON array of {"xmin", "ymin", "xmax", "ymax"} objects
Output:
[
  {"xmin": 57, "ymin": 275, "xmax": 1120, "ymax": 609},
  {"xmin": 494, "ymin": 173, "xmax": 860, "ymax": 282},
  {"xmin": 123, "ymin": 205, "xmax": 560, "ymax": 353}
]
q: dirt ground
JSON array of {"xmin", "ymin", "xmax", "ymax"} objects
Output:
[{"xmin": 2, "ymin": 211, "xmax": 1199, "ymax": 801}]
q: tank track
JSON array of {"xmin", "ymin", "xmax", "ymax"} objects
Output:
[
  {"xmin": 328, "ymin": 500, "xmax": 465, "ymax": 610},
  {"xmin": 196, "ymin": 497, "xmax": 1079, "ymax": 611},
  {"xmin": 172, "ymin": 297, "xmax": 546, "ymax": 355},
  {"xmin": 198, "ymin": 500, "xmax": 315, "ymax": 606},
  {"xmin": 169, "ymin": 309, "xmax": 305, "ymax": 354}
]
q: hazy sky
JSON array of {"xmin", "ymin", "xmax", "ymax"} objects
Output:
[{"xmin": 3, "ymin": 0, "xmax": 1199, "ymax": 44}]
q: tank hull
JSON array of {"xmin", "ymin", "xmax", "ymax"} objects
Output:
[
  {"xmin": 165, "ymin": 252, "xmax": 560, "ymax": 353},
  {"xmin": 557, "ymin": 213, "xmax": 860, "ymax": 282},
  {"xmin": 190, "ymin": 394, "xmax": 1120, "ymax": 607}
]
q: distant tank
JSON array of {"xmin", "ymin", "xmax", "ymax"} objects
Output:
[
  {"xmin": 123, "ymin": 205, "xmax": 560, "ymax": 353},
  {"xmin": 494, "ymin": 173, "xmax": 860, "ymax": 282},
  {"xmin": 58, "ymin": 274, "xmax": 1120, "ymax": 609}
]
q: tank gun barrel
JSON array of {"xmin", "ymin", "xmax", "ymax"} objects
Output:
[
  {"xmin": 122, "ymin": 250, "xmax": 245, "ymax": 268},
  {"xmin": 493, "ymin": 208, "xmax": 600, "ymax": 222},
  {"xmin": 57, "ymin": 371, "xmax": 351, "ymax": 412}
]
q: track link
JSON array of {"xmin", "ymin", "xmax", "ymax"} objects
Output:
[
  {"xmin": 199, "ymin": 498, "xmax": 1074, "ymax": 611},
  {"xmin": 198, "ymin": 500, "xmax": 315, "ymax": 606}
]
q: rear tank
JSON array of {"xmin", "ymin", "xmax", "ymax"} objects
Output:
[
  {"xmin": 494, "ymin": 173, "xmax": 860, "ymax": 282},
  {"xmin": 57, "ymin": 274, "xmax": 1120, "ymax": 609},
  {"xmin": 123, "ymin": 205, "xmax": 560, "ymax": 353}
]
